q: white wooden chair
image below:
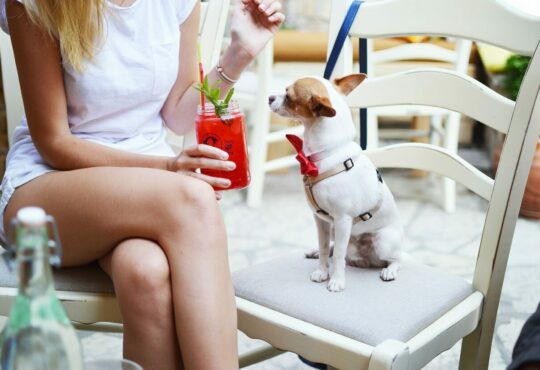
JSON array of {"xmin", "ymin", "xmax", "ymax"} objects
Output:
[
  {"xmin": 243, "ymin": 38, "xmax": 472, "ymax": 211},
  {"xmin": 0, "ymin": 0, "xmax": 230, "ymax": 330},
  {"xmin": 367, "ymin": 38, "xmax": 473, "ymax": 213},
  {"xmin": 204, "ymin": 17, "xmax": 281, "ymax": 209},
  {"xmin": 234, "ymin": 39, "xmax": 298, "ymax": 208},
  {"xmin": 236, "ymin": 41, "xmax": 278, "ymax": 208},
  {"xmin": 167, "ymin": 0, "xmax": 231, "ymax": 152},
  {"xmin": 243, "ymin": 48, "xmax": 309, "ymax": 207},
  {"xmin": 365, "ymin": 38, "xmax": 472, "ymax": 149},
  {"xmin": 234, "ymin": 0, "xmax": 540, "ymax": 369}
]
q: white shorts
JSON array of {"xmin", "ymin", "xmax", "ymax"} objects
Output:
[{"xmin": 0, "ymin": 124, "xmax": 175, "ymax": 238}]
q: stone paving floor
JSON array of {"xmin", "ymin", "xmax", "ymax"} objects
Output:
[{"xmin": 78, "ymin": 169, "xmax": 540, "ymax": 369}]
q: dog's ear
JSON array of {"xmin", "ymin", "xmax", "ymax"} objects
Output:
[
  {"xmin": 333, "ymin": 74, "xmax": 367, "ymax": 96},
  {"xmin": 310, "ymin": 95, "xmax": 336, "ymax": 117}
]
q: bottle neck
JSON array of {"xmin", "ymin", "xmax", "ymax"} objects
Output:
[{"xmin": 16, "ymin": 225, "xmax": 53, "ymax": 297}]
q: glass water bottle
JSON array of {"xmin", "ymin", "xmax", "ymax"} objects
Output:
[{"xmin": 0, "ymin": 207, "xmax": 84, "ymax": 370}]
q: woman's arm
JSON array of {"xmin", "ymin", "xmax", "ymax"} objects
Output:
[
  {"xmin": 161, "ymin": 0, "xmax": 284, "ymax": 135},
  {"xmin": 7, "ymin": 1, "xmax": 173, "ymax": 171},
  {"xmin": 7, "ymin": 0, "xmax": 233, "ymax": 178}
]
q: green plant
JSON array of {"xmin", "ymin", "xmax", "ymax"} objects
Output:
[
  {"xmin": 195, "ymin": 76, "xmax": 235, "ymax": 117},
  {"xmin": 502, "ymin": 55, "xmax": 531, "ymax": 100}
]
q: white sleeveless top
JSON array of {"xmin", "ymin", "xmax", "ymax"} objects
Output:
[{"xmin": 0, "ymin": 0, "xmax": 196, "ymax": 231}]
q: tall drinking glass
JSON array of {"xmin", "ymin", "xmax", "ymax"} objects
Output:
[{"xmin": 195, "ymin": 101, "xmax": 250, "ymax": 190}]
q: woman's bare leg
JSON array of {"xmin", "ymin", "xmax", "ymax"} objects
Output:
[
  {"xmin": 4, "ymin": 167, "xmax": 237, "ymax": 370},
  {"xmin": 99, "ymin": 239, "xmax": 183, "ymax": 370}
]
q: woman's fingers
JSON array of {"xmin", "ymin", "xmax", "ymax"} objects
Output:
[
  {"xmin": 258, "ymin": 0, "xmax": 282, "ymax": 16},
  {"xmin": 184, "ymin": 171, "xmax": 232, "ymax": 189},
  {"xmin": 183, "ymin": 144, "xmax": 229, "ymax": 160},
  {"xmin": 181, "ymin": 156, "xmax": 236, "ymax": 172},
  {"xmin": 268, "ymin": 11, "xmax": 285, "ymax": 24},
  {"xmin": 258, "ymin": 1, "xmax": 285, "ymax": 26}
]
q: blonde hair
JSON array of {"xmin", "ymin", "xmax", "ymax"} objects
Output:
[{"xmin": 23, "ymin": 0, "xmax": 105, "ymax": 71}]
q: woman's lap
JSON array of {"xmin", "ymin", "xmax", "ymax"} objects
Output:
[{"xmin": 3, "ymin": 166, "xmax": 211, "ymax": 266}]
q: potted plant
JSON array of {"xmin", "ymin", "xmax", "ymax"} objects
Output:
[{"xmin": 496, "ymin": 55, "xmax": 539, "ymax": 218}]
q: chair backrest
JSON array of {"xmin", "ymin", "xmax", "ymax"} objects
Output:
[
  {"xmin": 199, "ymin": 0, "xmax": 230, "ymax": 70},
  {"xmin": 0, "ymin": 30, "xmax": 22, "ymax": 147},
  {"xmin": 0, "ymin": 0, "xmax": 231, "ymax": 148},
  {"xmin": 169, "ymin": 0, "xmax": 231, "ymax": 151},
  {"xmin": 368, "ymin": 38, "xmax": 472, "ymax": 76},
  {"xmin": 327, "ymin": 0, "xmax": 540, "ymax": 368}
]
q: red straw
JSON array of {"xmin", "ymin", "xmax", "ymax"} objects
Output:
[{"xmin": 197, "ymin": 42, "xmax": 205, "ymax": 109}]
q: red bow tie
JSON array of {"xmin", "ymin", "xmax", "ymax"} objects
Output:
[{"xmin": 286, "ymin": 134, "xmax": 319, "ymax": 177}]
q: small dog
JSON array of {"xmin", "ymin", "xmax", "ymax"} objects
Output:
[{"xmin": 269, "ymin": 74, "xmax": 403, "ymax": 292}]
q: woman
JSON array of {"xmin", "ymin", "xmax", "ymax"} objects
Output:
[{"xmin": 0, "ymin": 0, "xmax": 283, "ymax": 369}]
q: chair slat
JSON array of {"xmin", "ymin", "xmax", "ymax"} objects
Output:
[
  {"xmin": 372, "ymin": 43, "xmax": 457, "ymax": 64},
  {"xmin": 365, "ymin": 143, "xmax": 494, "ymax": 200},
  {"xmin": 199, "ymin": 0, "xmax": 230, "ymax": 69},
  {"xmin": 349, "ymin": 0, "xmax": 540, "ymax": 56},
  {"xmin": 0, "ymin": 31, "xmax": 23, "ymax": 146},
  {"xmin": 346, "ymin": 69, "xmax": 515, "ymax": 133}
]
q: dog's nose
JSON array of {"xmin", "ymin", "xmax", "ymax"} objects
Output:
[{"xmin": 268, "ymin": 95, "xmax": 276, "ymax": 105}]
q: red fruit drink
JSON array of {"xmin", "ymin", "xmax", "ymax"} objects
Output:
[{"xmin": 195, "ymin": 101, "xmax": 251, "ymax": 190}]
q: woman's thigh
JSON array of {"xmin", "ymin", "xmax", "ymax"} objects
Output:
[{"xmin": 4, "ymin": 166, "xmax": 215, "ymax": 266}]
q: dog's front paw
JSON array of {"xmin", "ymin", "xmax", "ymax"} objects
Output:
[
  {"xmin": 380, "ymin": 266, "xmax": 398, "ymax": 281},
  {"xmin": 327, "ymin": 277, "xmax": 346, "ymax": 292},
  {"xmin": 310, "ymin": 269, "xmax": 329, "ymax": 282}
]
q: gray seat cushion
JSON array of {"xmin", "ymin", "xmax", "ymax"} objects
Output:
[
  {"xmin": 0, "ymin": 259, "xmax": 115, "ymax": 294},
  {"xmin": 233, "ymin": 254, "xmax": 475, "ymax": 347}
]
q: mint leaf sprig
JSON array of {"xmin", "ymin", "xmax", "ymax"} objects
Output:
[{"xmin": 195, "ymin": 76, "xmax": 235, "ymax": 117}]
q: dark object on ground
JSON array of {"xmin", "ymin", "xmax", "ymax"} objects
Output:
[
  {"xmin": 298, "ymin": 356, "xmax": 327, "ymax": 370},
  {"xmin": 508, "ymin": 302, "xmax": 540, "ymax": 370}
]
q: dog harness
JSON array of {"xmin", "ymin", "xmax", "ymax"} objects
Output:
[{"xmin": 286, "ymin": 134, "xmax": 384, "ymax": 222}]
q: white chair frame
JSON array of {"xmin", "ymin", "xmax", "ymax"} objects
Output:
[
  {"xmin": 367, "ymin": 37, "xmax": 473, "ymax": 213},
  {"xmin": 235, "ymin": 0, "xmax": 540, "ymax": 369},
  {"xmin": 241, "ymin": 40, "xmax": 275, "ymax": 208},
  {"xmin": 0, "ymin": 0, "xmax": 230, "ymax": 330}
]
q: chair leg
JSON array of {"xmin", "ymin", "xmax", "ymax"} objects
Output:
[
  {"xmin": 458, "ymin": 325, "xmax": 493, "ymax": 370},
  {"xmin": 429, "ymin": 115, "xmax": 443, "ymax": 146},
  {"xmin": 367, "ymin": 340, "xmax": 409, "ymax": 370},
  {"xmin": 442, "ymin": 112, "xmax": 461, "ymax": 213},
  {"xmin": 246, "ymin": 42, "xmax": 273, "ymax": 208},
  {"xmin": 411, "ymin": 116, "xmax": 430, "ymax": 178},
  {"xmin": 246, "ymin": 110, "xmax": 271, "ymax": 208},
  {"xmin": 239, "ymin": 344, "xmax": 284, "ymax": 368},
  {"xmin": 459, "ymin": 296, "xmax": 500, "ymax": 370},
  {"xmin": 367, "ymin": 110, "xmax": 379, "ymax": 149}
]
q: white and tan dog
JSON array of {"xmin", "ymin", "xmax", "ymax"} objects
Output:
[{"xmin": 269, "ymin": 74, "xmax": 403, "ymax": 292}]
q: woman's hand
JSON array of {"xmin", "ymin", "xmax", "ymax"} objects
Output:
[
  {"xmin": 168, "ymin": 144, "xmax": 236, "ymax": 192},
  {"xmin": 230, "ymin": 0, "xmax": 285, "ymax": 59}
]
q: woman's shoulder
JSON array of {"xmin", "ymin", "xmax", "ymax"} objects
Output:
[
  {"xmin": 1, "ymin": 0, "xmax": 24, "ymax": 34},
  {"xmin": 172, "ymin": 0, "xmax": 198, "ymax": 25}
]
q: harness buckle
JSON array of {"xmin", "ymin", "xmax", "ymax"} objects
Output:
[
  {"xmin": 376, "ymin": 169, "xmax": 383, "ymax": 183},
  {"xmin": 359, "ymin": 212, "xmax": 372, "ymax": 221},
  {"xmin": 344, "ymin": 158, "xmax": 354, "ymax": 171}
]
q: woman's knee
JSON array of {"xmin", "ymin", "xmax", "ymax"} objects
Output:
[
  {"xmin": 110, "ymin": 239, "xmax": 172, "ymax": 307},
  {"xmin": 157, "ymin": 175, "xmax": 221, "ymax": 228}
]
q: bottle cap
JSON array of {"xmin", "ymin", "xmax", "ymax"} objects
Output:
[{"xmin": 17, "ymin": 207, "xmax": 47, "ymax": 227}]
